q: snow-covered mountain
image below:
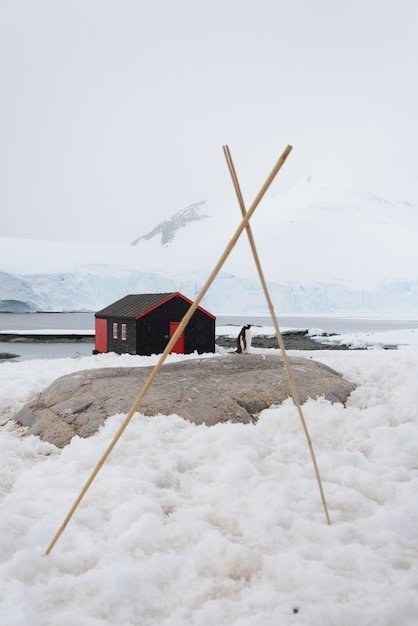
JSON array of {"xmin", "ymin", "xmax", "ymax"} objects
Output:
[{"xmin": 1, "ymin": 162, "xmax": 417, "ymax": 315}]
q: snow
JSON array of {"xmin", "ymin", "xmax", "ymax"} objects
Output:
[
  {"xmin": 1, "ymin": 328, "xmax": 418, "ymax": 624},
  {"xmin": 1, "ymin": 161, "xmax": 418, "ymax": 316}
]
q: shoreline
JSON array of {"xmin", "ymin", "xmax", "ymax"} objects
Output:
[
  {"xmin": 0, "ymin": 333, "xmax": 94, "ymax": 343},
  {"xmin": 1, "ymin": 329, "xmax": 397, "ymax": 360}
]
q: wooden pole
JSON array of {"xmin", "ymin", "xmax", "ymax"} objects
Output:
[
  {"xmin": 45, "ymin": 144, "xmax": 293, "ymax": 555},
  {"xmin": 223, "ymin": 145, "xmax": 331, "ymax": 525}
]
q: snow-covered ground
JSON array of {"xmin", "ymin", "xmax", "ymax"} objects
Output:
[{"xmin": 1, "ymin": 327, "xmax": 418, "ymax": 625}]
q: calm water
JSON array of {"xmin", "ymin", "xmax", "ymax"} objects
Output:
[
  {"xmin": 217, "ymin": 315, "xmax": 418, "ymax": 333},
  {"xmin": 2, "ymin": 312, "xmax": 418, "ymax": 361},
  {"xmin": 0, "ymin": 312, "xmax": 95, "ymax": 331},
  {"xmin": 0, "ymin": 313, "xmax": 95, "ymax": 361}
]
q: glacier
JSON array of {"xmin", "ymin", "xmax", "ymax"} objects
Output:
[
  {"xmin": 1, "ymin": 163, "xmax": 418, "ymax": 316},
  {"xmin": 1, "ymin": 266, "xmax": 417, "ymax": 316}
]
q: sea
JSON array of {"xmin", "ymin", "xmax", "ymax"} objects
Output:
[{"xmin": 2, "ymin": 312, "xmax": 418, "ymax": 361}]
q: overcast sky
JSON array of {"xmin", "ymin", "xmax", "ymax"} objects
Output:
[{"xmin": 1, "ymin": 0, "xmax": 417, "ymax": 244}]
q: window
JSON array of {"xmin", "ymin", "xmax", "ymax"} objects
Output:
[
  {"xmin": 112, "ymin": 323, "xmax": 118, "ymax": 339},
  {"xmin": 121, "ymin": 323, "xmax": 127, "ymax": 341}
]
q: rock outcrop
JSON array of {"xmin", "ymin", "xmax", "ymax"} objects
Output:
[
  {"xmin": 15, "ymin": 354, "xmax": 355, "ymax": 448},
  {"xmin": 131, "ymin": 201, "xmax": 208, "ymax": 246}
]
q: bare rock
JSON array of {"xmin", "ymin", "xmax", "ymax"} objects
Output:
[{"xmin": 15, "ymin": 354, "xmax": 355, "ymax": 447}]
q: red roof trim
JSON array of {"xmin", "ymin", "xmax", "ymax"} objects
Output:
[{"xmin": 135, "ymin": 292, "xmax": 216, "ymax": 320}]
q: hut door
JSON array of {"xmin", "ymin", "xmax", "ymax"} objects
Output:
[
  {"xmin": 169, "ymin": 322, "xmax": 184, "ymax": 354},
  {"xmin": 95, "ymin": 318, "xmax": 108, "ymax": 352}
]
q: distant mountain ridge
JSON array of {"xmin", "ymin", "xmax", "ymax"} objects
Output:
[{"xmin": 131, "ymin": 201, "xmax": 208, "ymax": 247}]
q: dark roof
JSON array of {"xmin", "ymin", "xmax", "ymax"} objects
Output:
[{"xmin": 95, "ymin": 292, "xmax": 216, "ymax": 320}]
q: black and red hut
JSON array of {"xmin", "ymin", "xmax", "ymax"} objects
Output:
[{"xmin": 95, "ymin": 292, "xmax": 216, "ymax": 356}]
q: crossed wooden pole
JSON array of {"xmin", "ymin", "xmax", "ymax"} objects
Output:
[
  {"xmin": 223, "ymin": 146, "xmax": 331, "ymax": 526},
  {"xmin": 45, "ymin": 144, "xmax": 329, "ymax": 555}
]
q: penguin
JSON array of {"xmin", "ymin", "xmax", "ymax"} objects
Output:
[{"xmin": 236, "ymin": 324, "xmax": 253, "ymax": 354}]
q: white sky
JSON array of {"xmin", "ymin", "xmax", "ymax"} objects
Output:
[{"xmin": 1, "ymin": 0, "xmax": 417, "ymax": 244}]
